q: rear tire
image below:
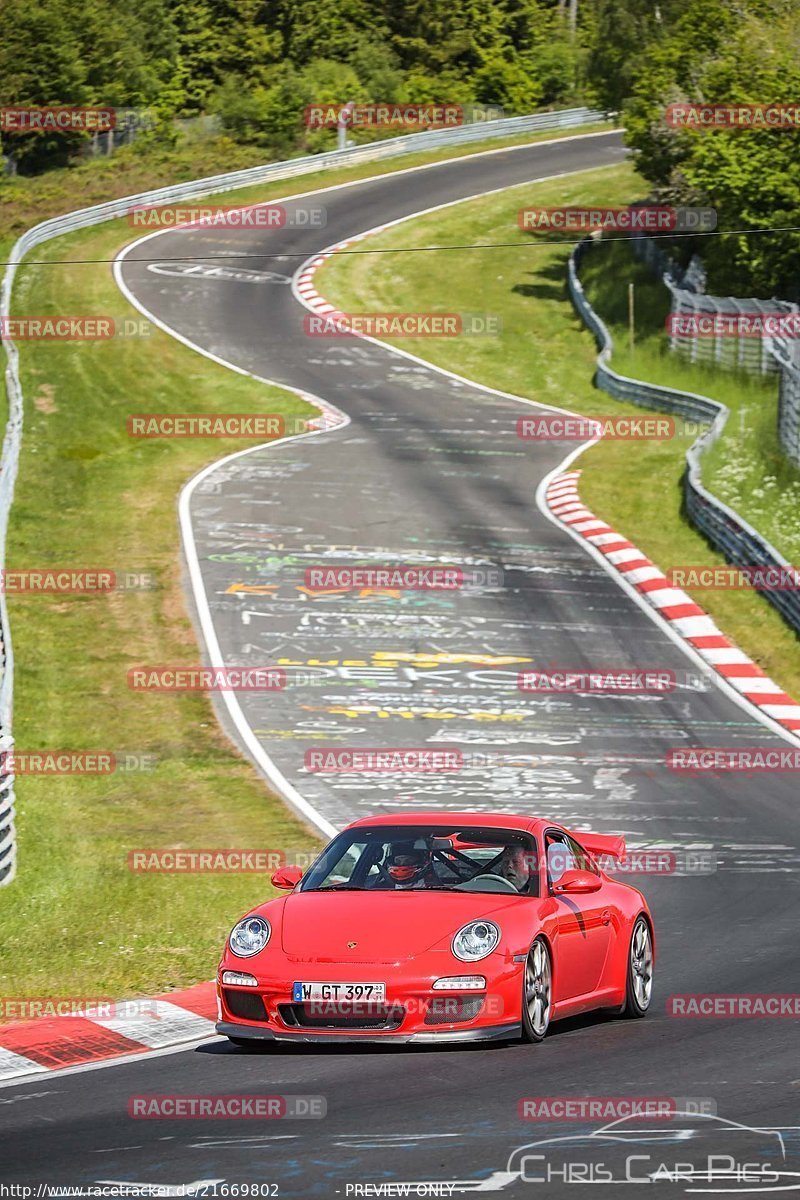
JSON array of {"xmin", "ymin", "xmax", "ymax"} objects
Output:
[
  {"xmin": 621, "ymin": 916, "xmax": 653, "ymax": 1018},
  {"xmin": 521, "ymin": 937, "xmax": 552, "ymax": 1042}
]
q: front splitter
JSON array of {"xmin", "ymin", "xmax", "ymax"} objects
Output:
[{"xmin": 216, "ymin": 1020, "xmax": 520, "ymax": 1045}]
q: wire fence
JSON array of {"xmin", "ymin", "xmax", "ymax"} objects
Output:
[
  {"xmin": 0, "ymin": 105, "xmax": 608, "ymax": 885},
  {"xmin": 774, "ymin": 337, "xmax": 800, "ymax": 467},
  {"xmin": 569, "ymin": 235, "xmax": 800, "ymax": 635},
  {"xmin": 630, "ymin": 233, "xmax": 800, "ymax": 466}
]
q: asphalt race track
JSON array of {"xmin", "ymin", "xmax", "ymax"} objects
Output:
[{"xmin": 3, "ymin": 130, "xmax": 799, "ymax": 1196}]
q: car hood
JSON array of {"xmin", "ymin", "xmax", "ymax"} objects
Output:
[{"xmin": 278, "ymin": 889, "xmax": 525, "ymax": 963}]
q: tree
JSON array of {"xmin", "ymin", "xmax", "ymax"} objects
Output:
[
  {"xmin": 0, "ymin": 0, "xmax": 88, "ymax": 170},
  {"xmin": 618, "ymin": 0, "xmax": 800, "ymax": 296}
]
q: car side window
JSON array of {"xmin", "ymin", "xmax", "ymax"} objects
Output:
[
  {"xmin": 546, "ymin": 834, "xmax": 577, "ymax": 889},
  {"xmin": 565, "ymin": 833, "xmax": 599, "ymax": 875}
]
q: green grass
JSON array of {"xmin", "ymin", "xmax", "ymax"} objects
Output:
[
  {"xmin": 0, "ymin": 221, "xmax": 324, "ymax": 999},
  {"xmin": 0, "ymin": 120, "xmax": 615, "ymax": 1000},
  {"xmin": 578, "ymin": 239, "xmax": 800, "ymax": 564},
  {"xmin": 316, "ymin": 162, "xmax": 800, "ymax": 698}
]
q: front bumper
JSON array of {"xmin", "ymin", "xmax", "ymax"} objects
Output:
[
  {"xmin": 216, "ymin": 955, "xmax": 523, "ymax": 1041},
  {"xmin": 216, "ymin": 1018, "xmax": 521, "ymax": 1045}
]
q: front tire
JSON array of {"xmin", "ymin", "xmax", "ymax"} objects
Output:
[
  {"xmin": 521, "ymin": 937, "xmax": 552, "ymax": 1042},
  {"xmin": 621, "ymin": 916, "xmax": 653, "ymax": 1018}
]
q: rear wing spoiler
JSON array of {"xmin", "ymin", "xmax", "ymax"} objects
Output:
[{"xmin": 568, "ymin": 831, "xmax": 626, "ymax": 862}]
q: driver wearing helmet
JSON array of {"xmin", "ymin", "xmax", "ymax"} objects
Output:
[
  {"xmin": 384, "ymin": 841, "xmax": 437, "ymax": 889},
  {"xmin": 497, "ymin": 844, "xmax": 534, "ymax": 893}
]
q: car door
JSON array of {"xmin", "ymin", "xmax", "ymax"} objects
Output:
[{"xmin": 546, "ymin": 831, "xmax": 613, "ymax": 1000}]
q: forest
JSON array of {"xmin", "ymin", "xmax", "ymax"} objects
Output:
[{"xmin": 0, "ymin": 0, "xmax": 797, "ymax": 294}]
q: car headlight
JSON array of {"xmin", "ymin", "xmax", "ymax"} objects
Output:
[
  {"xmin": 452, "ymin": 920, "xmax": 501, "ymax": 962},
  {"xmin": 229, "ymin": 916, "xmax": 271, "ymax": 958}
]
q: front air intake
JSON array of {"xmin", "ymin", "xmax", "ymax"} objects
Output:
[{"xmin": 223, "ymin": 989, "xmax": 268, "ymax": 1021}]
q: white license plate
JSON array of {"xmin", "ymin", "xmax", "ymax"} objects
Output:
[{"xmin": 292, "ymin": 981, "xmax": 386, "ymax": 1003}]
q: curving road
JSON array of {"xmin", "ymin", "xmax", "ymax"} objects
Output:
[{"xmin": 2, "ymin": 130, "xmax": 799, "ymax": 1197}]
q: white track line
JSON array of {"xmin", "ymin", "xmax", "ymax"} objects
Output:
[
  {"xmin": 116, "ymin": 134, "xmax": 799, "ymax": 848},
  {"xmin": 112, "ymin": 136, "xmax": 628, "ymax": 836},
  {"xmin": 114, "ymin": 239, "xmax": 344, "ymax": 840},
  {"xmin": 9, "ymin": 133, "xmax": 777, "ymax": 1089},
  {"xmin": 289, "ymin": 183, "xmax": 800, "ymax": 748},
  {"xmin": 0, "ymin": 133, "xmax": 623, "ymax": 1089}
]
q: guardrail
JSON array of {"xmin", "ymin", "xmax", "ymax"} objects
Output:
[
  {"xmin": 0, "ymin": 106, "xmax": 608, "ymax": 884},
  {"xmin": 568, "ymin": 235, "xmax": 800, "ymax": 635},
  {"xmin": 630, "ymin": 233, "xmax": 800, "ymax": 468}
]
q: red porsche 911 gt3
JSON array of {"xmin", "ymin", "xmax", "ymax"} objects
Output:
[{"xmin": 216, "ymin": 812, "xmax": 654, "ymax": 1045}]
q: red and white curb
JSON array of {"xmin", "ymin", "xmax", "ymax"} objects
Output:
[
  {"xmin": 0, "ymin": 981, "xmax": 217, "ymax": 1081},
  {"xmin": 294, "ymin": 227, "xmax": 391, "ymax": 318},
  {"xmin": 302, "ymin": 391, "xmax": 348, "ymax": 432},
  {"xmin": 295, "ymin": 253, "xmax": 336, "ymax": 314},
  {"xmin": 546, "ymin": 471, "xmax": 800, "ymax": 733},
  {"xmin": 298, "ymin": 233, "xmax": 800, "ymax": 740}
]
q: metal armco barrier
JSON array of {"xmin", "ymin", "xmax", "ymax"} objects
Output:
[
  {"xmin": 0, "ymin": 107, "xmax": 607, "ymax": 884},
  {"xmin": 630, "ymin": 233, "xmax": 800, "ymax": 467},
  {"xmin": 0, "ymin": 735, "xmax": 13, "ymax": 885},
  {"xmin": 569, "ymin": 235, "xmax": 800, "ymax": 635}
]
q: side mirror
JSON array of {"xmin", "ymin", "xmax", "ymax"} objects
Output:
[
  {"xmin": 553, "ymin": 869, "xmax": 601, "ymax": 895},
  {"xmin": 271, "ymin": 865, "xmax": 302, "ymax": 890}
]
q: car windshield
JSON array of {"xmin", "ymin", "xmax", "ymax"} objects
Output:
[{"xmin": 299, "ymin": 825, "xmax": 539, "ymax": 896}]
